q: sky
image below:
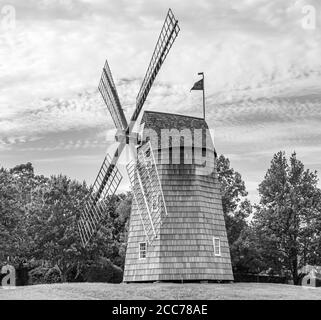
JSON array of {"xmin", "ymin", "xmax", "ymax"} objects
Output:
[{"xmin": 0, "ymin": 0, "xmax": 321, "ymax": 204}]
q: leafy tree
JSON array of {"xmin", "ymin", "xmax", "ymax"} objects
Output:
[
  {"xmin": 0, "ymin": 162, "xmax": 131, "ymax": 283},
  {"xmin": 0, "ymin": 167, "xmax": 22, "ymax": 263},
  {"xmin": 216, "ymin": 155, "xmax": 257, "ymax": 272},
  {"xmin": 29, "ymin": 174, "xmax": 91, "ymax": 282},
  {"xmin": 253, "ymin": 151, "xmax": 321, "ymax": 284},
  {"xmin": 217, "ymin": 155, "xmax": 248, "ymax": 214},
  {"xmin": 226, "ymin": 200, "xmax": 261, "ymax": 273},
  {"xmin": 108, "ymin": 192, "xmax": 132, "ymax": 268},
  {"xmin": 230, "ymin": 224, "xmax": 266, "ymax": 274},
  {"xmin": 28, "ymin": 175, "xmax": 127, "ymax": 282},
  {"xmin": 0, "ymin": 163, "xmax": 40, "ymax": 265}
]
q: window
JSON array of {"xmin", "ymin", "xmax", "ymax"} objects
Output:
[
  {"xmin": 213, "ymin": 237, "xmax": 221, "ymax": 256},
  {"xmin": 139, "ymin": 242, "xmax": 147, "ymax": 259}
]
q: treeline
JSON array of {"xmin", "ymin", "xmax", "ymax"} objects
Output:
[
  {"xmin": 221, "ymin": 151, "xmax": 321, "ymax": 284},
  {"xmin": 0, "ymin": 162, "xmax": 131, "ymax": 284},
  {"xmin": 1, "ymin": 151, "xmax": 321, "ymax": 285}
]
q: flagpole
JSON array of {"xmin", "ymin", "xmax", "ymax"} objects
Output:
[
  {"xmin": 203, "ymin": 73, "xmax": 205, "ymax": 120},
  {"xmin": 198, "ymin": 72, "xmax": 205, "ymax": 119}
]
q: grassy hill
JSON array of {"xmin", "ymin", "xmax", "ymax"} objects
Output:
[{"xmin": 1, "ymin": 282, "xmax": 321, "ymax": 300}]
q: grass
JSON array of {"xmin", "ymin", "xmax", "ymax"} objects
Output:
[{"xmin": 0, "ymin": 282, "xmax": 321, "ymax": 300}]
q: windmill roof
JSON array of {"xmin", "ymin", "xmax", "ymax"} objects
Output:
[
  {"xmin": 141, "ymin": 111, "xmax": 208, "ymax": 132},
  {"xmin": 140, "ymin": 111, "xmax": 214, "ymax": 151}
]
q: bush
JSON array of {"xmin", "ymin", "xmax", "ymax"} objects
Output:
[
  {"xmin": 65, "ymin": 265, "xmax": 84, "ymax": 283},
  {"xmin": 44, "ymin": 267, "xmax": 61, "ymax": 284},
  {"xmin": 84, "ymin": 257, "xmax": 123, "ymax": 283},
  {"xmin": 233, "ymin": 273, "xmax": 287, "ymax": 283},
  {"xmin": 28, "ymin": 267, "xmax": 50, "ymax": 285},
  {"xmin": 16, "ymin": 264, "xmax": 29, "ymax": 286}
]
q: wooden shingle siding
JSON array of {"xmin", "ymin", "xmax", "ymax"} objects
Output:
[{"xmin": 123, "ymin": 111, "xmax": 233, "ymax": 282}]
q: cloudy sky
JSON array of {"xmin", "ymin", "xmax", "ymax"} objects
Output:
[{"xmin": 1, "ymin": 0, "xmax": 320, "ymax": 203}]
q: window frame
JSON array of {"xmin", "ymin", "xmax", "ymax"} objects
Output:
[
  {"xmin": 139, "ymin": 242, "xmax": 147, "ymax": 259},
  {"xmin": 213, "ymin": 237, "xmax": 221, "ymax": 257}
]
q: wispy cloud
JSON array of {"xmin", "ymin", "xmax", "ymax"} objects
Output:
[{"xmin": 1, "ymin": 0, "xmax": 320, "ymax": 202}]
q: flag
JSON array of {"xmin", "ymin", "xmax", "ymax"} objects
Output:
[{"xmin": 190, "ymin": 78, "xmax": 203, "ymax": 91}]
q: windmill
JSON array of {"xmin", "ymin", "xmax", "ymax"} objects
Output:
[{"xmin": 78, "ymin": 9, "xmax": 234, "ymax": 282}]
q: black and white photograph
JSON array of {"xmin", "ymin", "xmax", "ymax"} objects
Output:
[{"xmin": 1, "ymin": 0, "xmax": 321, "ymax": 305}]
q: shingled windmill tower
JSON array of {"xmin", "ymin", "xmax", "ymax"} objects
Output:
[{"xmin": 78, "ymin": 9, "xmax": 233, "ymax": 283}]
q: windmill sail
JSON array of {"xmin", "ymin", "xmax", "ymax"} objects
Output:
[
  {"xmin": 129, "ymin": 9, "xmax": 180, "ymax": 129},
  {"xmin": 78, "ymin": 9, "xmax": 179, "ymax": 247},
  {"xmin": 127, "ymin": 161, "xmax": 155, "ymax": 243},
  {"xmin": 78, "ymin": 153, "xmax": 123, "ymax": 246},
  {"xmin": 127, "ymin": 142, "xmax": 167, "ymax": 244},
  {"xmin": 99, "ymin": 60, "xmax": 128, "ymax": 130}
]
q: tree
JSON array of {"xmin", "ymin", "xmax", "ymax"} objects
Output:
[
  {"xmin": 253, "ymin": 151, "xmax": 321, "ymax": 284},
  {"xmin": 0, "ymin": 167, "xmax": 22, "ymax": 263},
  {"xmin": 0, "ymin": 163, "xmax": 41, "ymax": 265},
  {"xmin": 216, "ymin": 155, "xmax": 257, "ymax": 272},
  {"xmin": 29, "ymin": 176, "xmax": 131, "ymax": 282},
  {"xmin": 0, "ymin": 162, "xmax": 132, "ymax": 283},
  {"xmin": 108, "ymin": 193, "xmax": 132, "ymax": 268},
  {"xmin": 217, "ymin": 155, "xmax": 248, "ymax": 214}
]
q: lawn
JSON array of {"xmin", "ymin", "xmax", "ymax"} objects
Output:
[{"xmin": 0, "ymin": 282, "xmax": 321, "ymax": 300}]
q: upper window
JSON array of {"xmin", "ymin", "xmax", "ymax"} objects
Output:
[
  {"xmin": 139, "ymin": 242, "xmax": 147, "ymax": 259},
  {"xmin": 213, "ymin": 237, "xmax": 221, "ymax": 256}
]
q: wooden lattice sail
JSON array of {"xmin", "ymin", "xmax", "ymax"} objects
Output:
[
  {"xmin": 78, "ymin": 154, "xmax": 123, "ymax": 246},
  {"xmin": 126, "ymin": 142, "xmax": 168, "ymax": 245},
  {"xmin": 77, "ymin": 9, "xmax": 179, "ymax": 247}
]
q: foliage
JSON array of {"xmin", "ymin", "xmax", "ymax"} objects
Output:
[
  {"xmin": 28, "ymin": 266, "xmax": 61, "ymax": 285},
  {"xmin": 2, "ymin": 152, "xmax": 320, "ymax": 286},
  {"xmin": 29, "ymin": 174, "xmax": 91, "ymax": 282},
  {"xmin": 44, "ymin": 267, "xmax": 62, "ymax": 284},
  {"xmin": 84, "ymin": 257, "xmax": 123, "ymax": 283},
  {"xmin": 0, "ymin": 163, "xmax": 47, "ymax": 264},
  {"xmin": 216, "ymin": 155, "xmax": 258, "ymax": 272},
  {"xmin": 28, "ymin": 267, "xmax": 50, "ymax": 285},
  {"xmin": 253, "ymin": 151, "xmax": 321, "ymax": 284},
  {"xmin": 217, "ymin": 155, "xmax": 248, "ymax": 214},
  {"xmin": 0, "ymin": 163, "xmax": 131, "ymax": 284}
]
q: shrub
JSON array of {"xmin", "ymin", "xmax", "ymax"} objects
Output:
[
  {"xmin": 16, "ymin": 264, "xmax": 29, "ymax": 286},
  {"xmin": 65, "ymin": 265, "xmax": 84, "ymax": 283},
  {"xmin": 84, "ymin": 257, "xmax": 123, "ymax": 283},
  {"xmin": 28, "ymin": 267, "xmax": 49, "ymax": 285},
  {"xmin": 44, "ymin": 267, "xmax": 61, "ymax": 284}
]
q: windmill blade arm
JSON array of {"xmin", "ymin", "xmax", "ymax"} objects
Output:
[
  {"xmin": 78, "ymin": 144, "xmax": 125, "ymax": 246},
  {"xmin": 91, "ymin": 143, "xmax": 125, "ymax": 204},
  {"xmin": 130, "ymin": 9, "xmax": 180, "ymax": 125},
  {"xmin": 99, "ymin": 60, "xmax": 128, "ymax": 130},
  {"xmin": 126, "ymin": 141, "xmax": 168, "ymax": 245},
  {"xmin": 127, "ymin": 160, "xmax": 154, "ymax": 244}
]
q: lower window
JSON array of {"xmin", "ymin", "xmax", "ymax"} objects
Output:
[
  {"xmin": 139, "ymin": 242, "xmax": 147, "ymax": 259},
  {"xmin": 213, "ymin": 237, "xmax": 221, "ymax": 256}
]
